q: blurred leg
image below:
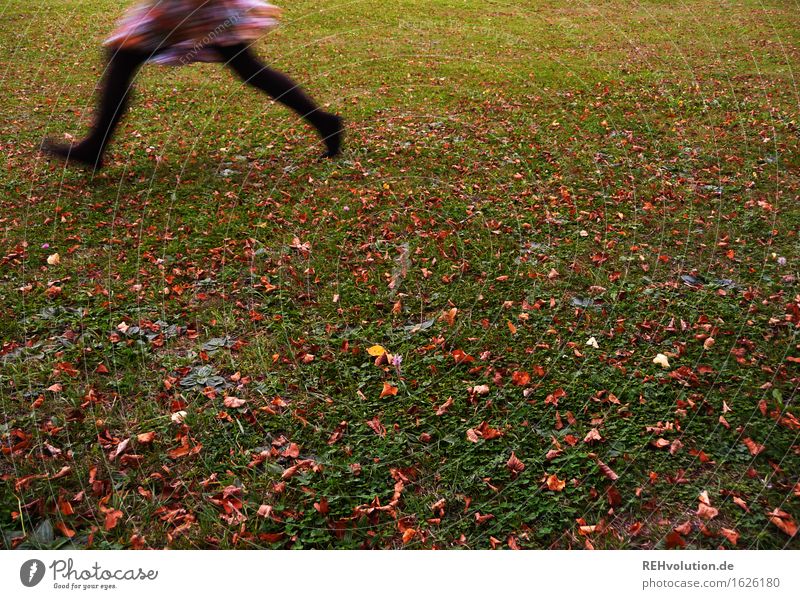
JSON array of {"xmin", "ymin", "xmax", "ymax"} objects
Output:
[
  {"xmin": 216, "ymin": 43, "xmax": 343, "ymax": 157},
  {"xmin": 43, "ymin": 47, "xmax": 149, "ymax": 169}
]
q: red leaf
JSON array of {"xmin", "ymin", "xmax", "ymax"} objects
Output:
[
  {"xmin": 451, "ymin": 349, "xmax": 474, "ymax": 364},
  {"xmin": 665, "ymin": 531, "xmax": 686, "ymax": 549},
  {"xmin": 511, "ymin": 371, "xmax": 530, "ymax": 386},
  {"xmin": 365, "ymin": 416, "xmax": 386, "ymax": 437},
  {"xmin": 327, "ymin": 421, "xmax": 347, "ymax": 445},
  {"xmin": 506, "ymin": 452, "xmax": 525, "ymax": 479}
]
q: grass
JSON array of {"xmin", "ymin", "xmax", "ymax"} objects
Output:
[{"xmin": 1, "ymin": 0, "xmax": 799, "ymax": 549}]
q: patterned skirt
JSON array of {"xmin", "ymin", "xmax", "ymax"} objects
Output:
[{"xmin": 104, "ymin": 0, "xmax": 281, "ymax": 65}]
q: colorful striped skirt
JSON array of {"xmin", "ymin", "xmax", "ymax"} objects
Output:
[{"xmin": 104, "ymin": 0, "xmax": 281, "ymax": 65}]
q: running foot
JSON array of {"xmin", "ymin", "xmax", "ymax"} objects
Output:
[
  {"xmin": 315, "ymin": 112, "xmax": 344, "ymax": 158},
  {"xmin": 41, "ymin": 139, "xmax": 105, "ymax": 171}
]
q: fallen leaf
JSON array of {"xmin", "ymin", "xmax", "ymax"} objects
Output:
[
  {"xmin": 55, "ymin": 521, "xmax": 75, "ymax": 538},
  {"xmin": 546, "ymin": 474, "xmax": 566, "ymax": 492},
  {"xmin": 365, "ymin": 416, "xmax": 386, "ymax": 437},
  {"xmin": 720, "ymin": 528, "xmax": 739, "ymax": 546},
  {"xmin": 108, "ymin": 438, "xmax": 130, "ymax": 461},
  {"xmin": 104, "ymin": 509, "xmax": 124, "ymax": 531},
  {"xmin": 665, "ymin": 530, "xmax": 686, "ymax": 549},
  {"xmin": 223, "ymin": 396, "xmax": 246, "ymax": 408},
  {"xmin": 506, "ymin": 452, "xmax": 525, "ymax": 478},
  {"xmin": 697, "ymin": 502, "xmax": 719, "ymax": 520},
  {"xmin": 742, "ymin": 437, "xmax": 765, "ymax": 456},
  {"xmin": 583, "ymin": 428, "xmax": 603, "ymax": 444},
  {"xmin": 768, "ymin": 509, "xmax": 798, "ymax": 537},
  {"xmin": 673, "ymin": 521, "xmax": 693, "ymax": 535},
  {"xmin": 380, "ymin": 382, "xmax": 399, "ymax": 398},
  {"xmin": 732, "ymin": 496, "xmax": 750, "ymax": 512},
  {"xmin": 593, "ymin": 457, "xmax": 619, "ymax": 481},
  {"xmin": 653, "ymin": 353, "xmax": 670, "ymax": 369},
  {"xmin": 137, "ymin": 431, "xmax": 156, "ymax": 444},
  {"xmin": 435, "ymin": 397, "xmax": 454, "ymax": 416}
]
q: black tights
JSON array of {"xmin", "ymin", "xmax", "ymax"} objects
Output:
[{"xmin": 70, "ymin": 43, "xmax": 334, "ymax": 160}]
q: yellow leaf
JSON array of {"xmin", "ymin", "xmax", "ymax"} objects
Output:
[{"xmin": 367, "ymin": 345, "xmax": 387, "ymax": 357}]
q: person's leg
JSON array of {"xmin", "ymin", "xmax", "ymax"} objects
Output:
[
  {"xmin": 215, "ymin": 43, "xmax": 343, "ymax": 158},
  {"xmin": 42, "ymin": 47, "xmax": 149, "ymax": 170}
]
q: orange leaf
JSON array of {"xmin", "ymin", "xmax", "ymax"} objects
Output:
[
  {"xmin": 380, "ymin": 382, "xmax": 398, "ymax": 398},
  {"xmin": 511, "ymin": 371, "xmax": 530, "ymax": 386},
  {"xmin": 402, "ymin": 528, "xmax": 417, "ymax": 544},
  {"xmin": 769, "ymin": 510, "xmax": 798, "ymax": 537},
  {"xmin": 441, "ymin": 308, "xmax": 457, "ymax": 327},
  {"xmin": 546, "ymin": 474, "xmax": 566, "ymax": 492},
  {"xmin": 732, "ymin": 496, "xmax": 749, "ymax": 512},
  {"xmin": 55, "ymin": 521, "xmax": 75, "ymax": 538},
  {"xmin": 545, "ymin": 388, "xmax": 566, "ymax": 407},
  {"xmin": 435, "ymin": 397, "xmax": 454, "ymax": 416},
  {"xmin": 452, "ymin": 349, "xmax": 474, "ymax": 364},
  {"xmin": 474, "ymin": 512, "xmax": 494, "ymax": 524},
  {"xmin": 281, "ymin": 443, "xmax": 301, "ymax": 458},
  {"xmin": 104, "ymin": 509, "xmax": 124, "ymax": 531},
  {"xmin": 696, "ymin": 502, "xmax": 719, "ymax": 520},
  {"xmin": 58, "ymin": 499, "xmax": 75, "ymax": 516},
  {"xmin": 742, "ymin": 437, "xmax": 765, "ymax": 456},
  {"xmin": 720, "ymin": 528, "xmax": 739, "ymax": 546},
  {"xmin": 673, "ymin": 521, "xmax": 693, "ymax": 535},
  {"xmin": 137, "ymin": 431, "xmax": 156, "ymax": 444}
]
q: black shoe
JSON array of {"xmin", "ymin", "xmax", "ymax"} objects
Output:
[
  {"xmin": 314, "ymin": 112, "xmax": 344, "ymax": 158},
  {"xmin": 41, "ymin": 138, "xmax": 105, "ymax": 171}
]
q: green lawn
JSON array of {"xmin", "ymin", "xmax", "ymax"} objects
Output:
[{"xmin": 1, "ymin": 0, "xmax": 799, "ymax": 549}]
